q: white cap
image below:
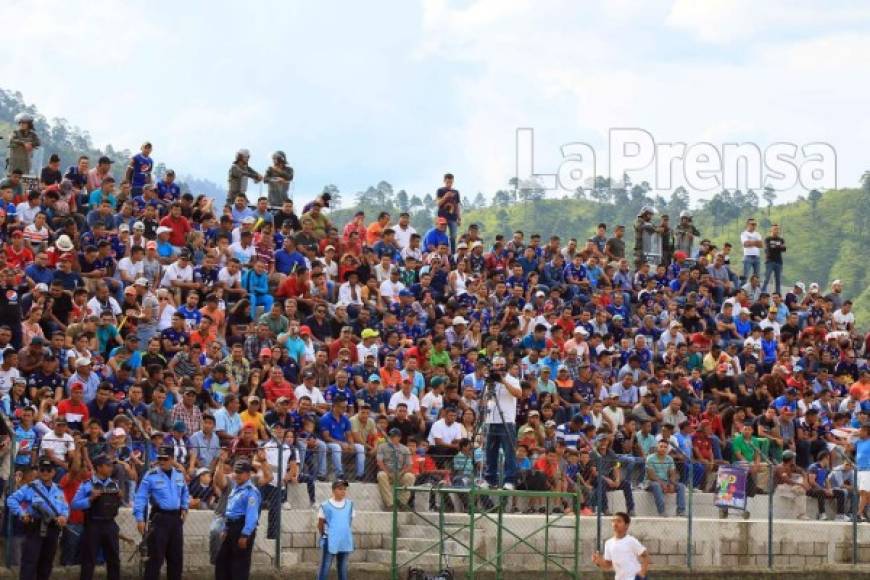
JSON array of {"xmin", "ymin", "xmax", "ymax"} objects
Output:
[
  {"xmin": 35, "ymin": 283, "xmax": 49, "ymax": 292},
  {"xmin": 809, "ymin": 282, "xmax": 820, "ymax": 292},
  {"xmin": 118, "ymin": 224, "xmax": 130, "ymax": 232},
  {"xmin": 134, "ymin": 277, "xmax": 149, "ymax": 287},
  {"xmin": 573, "ymin": 326, "xmax": 589, "ymax": 336},
  {"xmin": 470, "ymin": 241, "xmax": 483, "ymax": 249},
  {"xmin": 793, "ymin": 281, "xmax": 805, "ymax": 292},
  {"xmin": 156, "ymin": 226, "xmax": 172, "ymax": 235},
  {"xmin": 55, "ymin": 234, "xmax": 74, "ymax": 252},
  {"xmin": 110, "ymin": 427, "xmax": 125, "ymax": 438},
  {"xmin": 452, "ymin": 316, "xmax": 468, "ymax": 326},
  {"xmin": 75, "ymin": 357, "xmax": 92, "ymax": 367},
  {"xmin": 242, "ymin": 216, "xmax": 256, "ymax": 224},
  {"xmin": 133, "ymin": 221, "xmax": 145, "ymax": 230},
  {"xmin": 535, "ymin": 290, "xmax": 545, "ymax": 298}
]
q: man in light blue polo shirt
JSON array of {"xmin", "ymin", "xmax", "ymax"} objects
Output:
[{"xmin": 214, "ymin": 394, "xmax": 242, "ymax": 445}]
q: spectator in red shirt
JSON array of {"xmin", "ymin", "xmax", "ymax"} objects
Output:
[
  {"xmin": 159, "ymin": 202, "xmax": 192, "ymax": 248},
  {"xmin": 58, "ymin": 443, "xmax": 90, "ymax": 565},
  {"xmin": 5, "ymin": 230, "xmax": 34, "ymax": 269},
  {"xmin": 262, "ymin": 366, "xmax": 296, "ymax": 410},
  {"xmin": 57, "ymin": 383, "xmax": 90, "ymax": 432}
]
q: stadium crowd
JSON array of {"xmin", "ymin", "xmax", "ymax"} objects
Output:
[{"xmin": 0, "ymin": 117, "xmax": 869, "ymax": 560}]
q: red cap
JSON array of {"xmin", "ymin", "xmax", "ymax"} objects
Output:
[
  {"xmin": 299, "ymin": 325, "xmax": 312, "ymax": 336},
  {"xmin": 674, "ymin": 251, "xmax": 688, "ymax": 260},
  {"xmin": 70, "ymin": 382, "xmax": 84, "ymax": 391},
  {"xmin": 259, "ymin": 347, "xmax": 272, "ymax": 357}
]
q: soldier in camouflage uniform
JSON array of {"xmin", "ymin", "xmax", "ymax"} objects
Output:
[
  {"xmin": 226, "ymin": 149, "xmax": 262, "ymax": 206},
  {"xmin": 674, "ymin": 210, "xmax": 701, "ymax": 259},
  {"xmin": 263, "ymin": 151, "xmax": 294, "ymax": 207},
  {"xmin": 633, "ymin": 206, "xmax": 656, "ymax": 270},
  {"xmin": 6, "ymin": 113, "xmax": 40, "ymax": 175},
  {"xmin": 659, "ymin": 214, "xmax": 674, "ymax": 267}
]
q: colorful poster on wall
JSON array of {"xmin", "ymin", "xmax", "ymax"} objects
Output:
[{"xmin": 714, "ymin": 466, "xmax": 748, "ymax": 510}]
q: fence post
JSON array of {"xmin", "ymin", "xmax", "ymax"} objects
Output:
[
  {"xmin": 687, "ymin": 459, "xmax": 693, "ymax": 569},
  {"xmin": 390, "ymin": 482, "xmax": 399, "ymax": 580},
  {"xmin": 275, "ymin": 443, "xmax": 283, "ymax": 569},
  {"xmin": 4, "ymin": 428, "xmax": 16, "ymax": 567},
  {"xmin": 595, "ymin": 455, "xmax": 603, "ymax": 551},
  {"xmin": 767, "ymin": 463, "xmax": 774, "ymax": 569},
  {"xmin": 852, "ymin": 465, "xmax": 859, "ymax": 566}
]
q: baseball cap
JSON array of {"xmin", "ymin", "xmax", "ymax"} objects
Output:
[
  {"xmin": 299, "ymin": 325, "xmax": 312, "ymax": 336},
  {"xmin": 146, "ymin": 241, "xmax": 157, "ymax": 250},
  {"xmin": 368, "ymin": 373, "xmax": 381, "ymax": 383},
  {"xmin": 259, "ymin": 347, "xmax": 272, "ymax": 357},
  {"xmin": 388, "ymin": 428, "xmax": 402, "ymax": 437},
  {"xmin": 156, "ymin": 226, "xmax": 172, "ymax": 235},
  {"xmin": 75, "ymin": 357, "xmax": 92, "ymax": 367},
  {"xmin": 544, "ymin": 420, "xmax": 557, "ymax": 428},
  {"xmin": 302, "ymin": 369, "xmax": 316, "ymax": 379},
  {"xmin": 361, "ymin": 328, "xmax": 379, "ymax": 339},
  {"xmin": 134, "ymin": 277, "xmax": 150, "ymax": 287},
  {"xmin": 452, "ymin": 316, "xmax": 468, "ymax": 326}
]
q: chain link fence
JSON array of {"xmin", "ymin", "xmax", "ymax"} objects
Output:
[{"xmin": 1, "ymin": 421, "xmax": 869, "ymax": 573}]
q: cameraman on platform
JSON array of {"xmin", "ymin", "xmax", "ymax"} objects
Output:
[{"xmin": 484, "ymin": 357, "xmax": 522, "ymax": 489}]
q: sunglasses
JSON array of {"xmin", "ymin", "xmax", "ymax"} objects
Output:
[{"xmin": 39, "ymin": 466, "xmax": 55, "ymax": 472}]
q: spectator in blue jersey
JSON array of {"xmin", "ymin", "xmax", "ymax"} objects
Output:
[
  {"xmin": 125, "ymin": 141, "xmax": 153, "ymax": 196},
  {"xmin": 422, "ymin": 217, "xmax": 450, "ymax": 253},
  {"xmin": 157, "ymin": 169, "xmax": 181, "ymax": 204}
]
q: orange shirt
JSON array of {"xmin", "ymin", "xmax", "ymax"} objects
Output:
[{"xmin": 366, "ymin": 222, "xmax": 384, "ymax": 247}]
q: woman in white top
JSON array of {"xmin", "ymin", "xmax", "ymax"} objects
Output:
[
  {"xmin": 448, "ymin": 259, "xmax": 470, "ymax": 296},
  {"xmin": 157, "ymin": 289, "xmax": 177, "ymax": 330}
]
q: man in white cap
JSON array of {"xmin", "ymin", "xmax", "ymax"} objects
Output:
[
  {"xmin": 445, "ymin": 316, "xmax": 472, "ymax": 350},
  {"xmin": 67, "ymin": 357, "xmax": 101, "ymax": 403},
  {"xmin": 825, "ymin": 279, "xmax": 844, "ymax": 311}
]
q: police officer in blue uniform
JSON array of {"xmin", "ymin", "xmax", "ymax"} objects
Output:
[
  {"xmin": 72, "ymin": 455, "xmax": 122, "ymax": 580},
  {"xmin": 215, "ymin": 459, "xmax": 262, "ymax": 580},
  {"xmin": 133, "ymin": 445, "xmax": 189, "ymax": 580},
  {"xmin": 7, "ymin": 457, "xmax": 69, "ymax": 580}
]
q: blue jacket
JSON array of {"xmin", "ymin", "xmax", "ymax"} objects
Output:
[{"xmin": 7, "ymin": 480, "xmax": 69, "ymax": 519}]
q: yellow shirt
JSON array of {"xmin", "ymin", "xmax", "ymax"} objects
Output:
[{"xmin": 239, "ymin": 410, "xmax": 266, "ymax": 437}]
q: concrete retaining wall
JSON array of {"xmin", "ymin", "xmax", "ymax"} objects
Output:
[{"xmin": 4, "ymin": 488, "xmax": 867, "ymax": 576}]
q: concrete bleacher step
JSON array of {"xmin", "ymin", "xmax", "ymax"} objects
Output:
[{"xmin": 602, "ymin": 489, "xmax": 831, "ymax": 519}]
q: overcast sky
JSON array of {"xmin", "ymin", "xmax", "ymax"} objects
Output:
[{"xmin": 4, "ymin": 0, "xmax": 869, "ymax": 205}]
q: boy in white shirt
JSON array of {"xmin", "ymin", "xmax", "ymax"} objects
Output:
[{"xmin": 592, "ymin": 512, "xmax": 650, "ymax": 580}]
